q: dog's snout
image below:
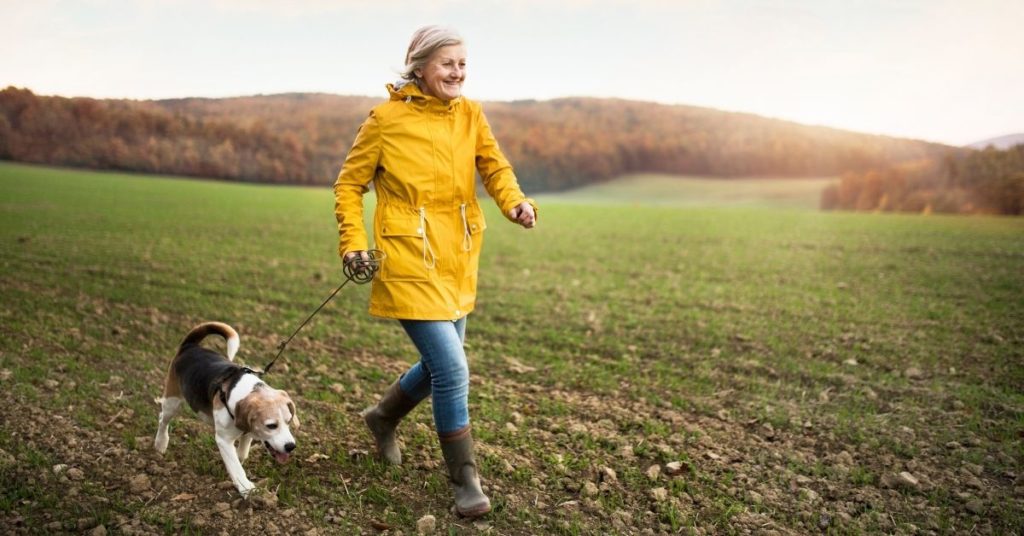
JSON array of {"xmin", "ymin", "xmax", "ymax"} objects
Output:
[{"xmin": 285, "ymin": 442, "xmax": 296, "ymax": 453}]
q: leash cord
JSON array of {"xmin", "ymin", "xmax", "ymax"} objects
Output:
[{"xmin": 262, "ymin": 250, "xmax": 384, "ymax": 374}]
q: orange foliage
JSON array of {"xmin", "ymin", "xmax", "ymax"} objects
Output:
[
  {"xmin": 820, "ymin": 147, "xmax": 1024, "ymax": 215},
  {"xmin": 2, "ymin": 87, "xmax": 955, "ymax": 193}
]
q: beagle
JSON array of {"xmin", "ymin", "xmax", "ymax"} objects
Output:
[{"xmin": 153, "ymin": 322, "xmax": 299, "ymax": 497}]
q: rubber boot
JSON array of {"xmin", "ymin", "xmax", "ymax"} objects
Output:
[
  {"xmin": 439, "ymin": 427, "xmax": 491, "ymax": 518},
  {"xmin": 362, "ymin": 379, "xmax": 418, "ymax": 465}
]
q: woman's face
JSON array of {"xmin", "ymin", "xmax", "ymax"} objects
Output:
[{"xmin": 416, "ymin": 44, "xmax": 466, "ymax": 101}]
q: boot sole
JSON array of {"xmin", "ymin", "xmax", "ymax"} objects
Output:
[{"xmin": 455, "ymin": 502, "xmax": 491, "ymax": 518}]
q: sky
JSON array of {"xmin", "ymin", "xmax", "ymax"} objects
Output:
[{"xmin": 2, "ymin": 0, "xmax": 1022, "ymax": 146}]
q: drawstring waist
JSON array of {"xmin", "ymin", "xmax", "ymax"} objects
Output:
[
  {"xmin": 411, "ymin": 204, "xmax": 475, "ymax": 269},
  {"xmin": 460, "ymin": 203, "xmax": 472, "ymax": 252},
  {"xmin": 419, "ymin": 207, "xmax": 437, "ymax": 269}
]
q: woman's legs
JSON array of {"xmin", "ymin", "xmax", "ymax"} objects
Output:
[
  {"xmin": 364, "ymin": 317, "xmax": 468, "ymax": 465},
  {"xmin": 396, "ymin": 316, "xmax": 488, "ymax": 516},
  {"xmin": 397, "ymin": 317, "xmax": 469, "ymax": 435}
]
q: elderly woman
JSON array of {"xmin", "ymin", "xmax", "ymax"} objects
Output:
[{"xmin": 333, "ymin": 25, "xmax": 537, "ymax": 517}]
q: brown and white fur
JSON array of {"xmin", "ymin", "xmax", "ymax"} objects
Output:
[{"xmin": 154, "ymin": 322, "xmax": 299, "ymax": 497}]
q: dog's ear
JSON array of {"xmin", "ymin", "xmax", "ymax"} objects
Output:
[
  {"xmin": 283, "ymin": 392, "xmax": 299, "ymax": 430},
  {"xmin": 234, "ymin": 395, "xmax": 254, "ymax": 433}
]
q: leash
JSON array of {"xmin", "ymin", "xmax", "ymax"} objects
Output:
[{"xmin": 261, "ymin": 249, "xmax": 385, "ymax": 375}]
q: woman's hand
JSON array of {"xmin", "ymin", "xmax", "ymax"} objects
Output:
[
  {"xmin": 344, "ymin": 250, "xmax": 372, "ymax": 275},
  {"xmin": 508, "ymin": 202, "xmax": 536, "ymax": 229}
]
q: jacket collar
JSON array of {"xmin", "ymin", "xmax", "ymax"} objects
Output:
[{"xmin": 387, "ymin": 82, "xmax": 462, "ymax": 112}]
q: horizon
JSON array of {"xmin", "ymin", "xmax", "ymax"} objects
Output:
[
  {"xmin": 9, "ymin": 84, "xmax": 1001, "ymax": 148},
  {"xmin": 3, "ymin": 0, "xmax": 1022, "ymax": 146}
]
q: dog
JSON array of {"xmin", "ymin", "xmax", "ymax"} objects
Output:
[{"xmin": 154, "ymin": 321, "xmax": 299, "ymax": 497}]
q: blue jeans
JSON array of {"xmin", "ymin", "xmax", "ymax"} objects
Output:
[{"xmin": 397, "ymin": 317, "xmax": 469, "ymax": 435}]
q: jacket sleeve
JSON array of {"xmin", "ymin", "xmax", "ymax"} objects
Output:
[
  {"xmin": 333, "ymin": 110, "xmax": 381, "ymax": 258},
  {"xmin": 474, "ymin": 106, "xmax": 538, "ymax": 221}
]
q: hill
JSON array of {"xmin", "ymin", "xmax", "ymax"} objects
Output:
[
  {"xmin": 967, "ymin": 133, "xmax": 1024, "ymax": 150},
  {"xmin": 0, "ymin": 86, "xmax": 952, "ymax": 193}
]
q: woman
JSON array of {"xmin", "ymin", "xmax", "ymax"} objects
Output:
[{"xmin": 333, "ymin": 25, "xmax": 537, "ymax": 518}]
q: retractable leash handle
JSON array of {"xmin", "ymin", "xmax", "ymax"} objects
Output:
[{"xmin": 262, "ymin": 249, "xmax": 385, "ymax": 374}]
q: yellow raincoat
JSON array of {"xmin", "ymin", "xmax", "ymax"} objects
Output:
[{"xmin": 333, "ymin": 83, "xmax": 537, "ymax": 320}]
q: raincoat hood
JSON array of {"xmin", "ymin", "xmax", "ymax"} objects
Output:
[{"xmin": 387, "ymin": 82, "xmax": 463, "ymax": 110}]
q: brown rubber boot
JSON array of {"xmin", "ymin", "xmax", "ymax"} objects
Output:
[
  {"xmin": 439, "ymin": 427, "xmax": 491, "ymax": 518},
  {"xmin": 361, "ymin": 379, "xmax": 418, "ymax": 465}
]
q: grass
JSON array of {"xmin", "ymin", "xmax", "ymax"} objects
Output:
[
  {"xmin": 537, "ymin": 173, "xmax": 838, "ymax": 209},
  {"xmin": 0, "ymin": 161, "xmax": 1022, "ymax": 534}
]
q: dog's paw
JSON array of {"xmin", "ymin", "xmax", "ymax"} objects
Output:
[
  {"xmin": 246, "ymin": 488, "xmax": 279, "ymax": 509},
  {"xmin": 153, "ymin": 435, "xmax": 168, "ymax": 454},
  {"xmin": 237, "ymin": 481, "xmax": 258, "ymax": 498}
]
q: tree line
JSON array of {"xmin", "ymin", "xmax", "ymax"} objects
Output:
[
  {"xmin": 820, "ymin": 145, "xmax": 1024, "ymax": 215},
  {"xmin": 0, "ymin": 87, "xmax": 330, "ymax": 184},
  {"xmin": 482, "ymin": 98, "xmax": 951, "ymax": 193},
  {"xmin": 0, "ymin": 86, "xmax": 950, "ymax": 188},
  {"xmin": 6, "ymin": 86, "xmax": 1020, "ymax": 214}
]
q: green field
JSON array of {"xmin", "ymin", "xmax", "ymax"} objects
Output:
[
  {"xmin": 1, "ymin": 161, "xmax": 1022, "ymax": 535},
  {"xmin": 538, "ymin": 174, "xmax": 838, "ymax": 209}
]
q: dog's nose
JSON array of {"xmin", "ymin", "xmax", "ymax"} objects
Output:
[{"xmin": 285, "ymin": 442, "xmax": 296, "ymax": 453}]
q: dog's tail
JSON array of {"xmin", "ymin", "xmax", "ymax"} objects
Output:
[{"xmin": 179, "ymin": 322, "xmax": 240, "ymax": 361}]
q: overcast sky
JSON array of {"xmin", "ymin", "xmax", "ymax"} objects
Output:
[{"xmin": 3, "ymin": 0, "xmax": 1022, "ymax": 146}]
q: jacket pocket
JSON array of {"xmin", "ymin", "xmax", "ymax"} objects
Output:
[{"xmin": 378, "ymin": 218, "xmax": 430, "ymax": 282}]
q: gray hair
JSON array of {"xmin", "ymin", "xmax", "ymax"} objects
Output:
[{"xmin": 399, "ymin": 25, "xmax": 463, "ymax": 85}]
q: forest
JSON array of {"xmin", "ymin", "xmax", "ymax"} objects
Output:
[{"xmin": 1, "ymin": 86, "xmax": 1021, "ymax": 213}]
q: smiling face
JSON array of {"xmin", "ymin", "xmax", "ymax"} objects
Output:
[{"xmin": 415, "ymin": 44, "xmax": 466, "ymax": 101}]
